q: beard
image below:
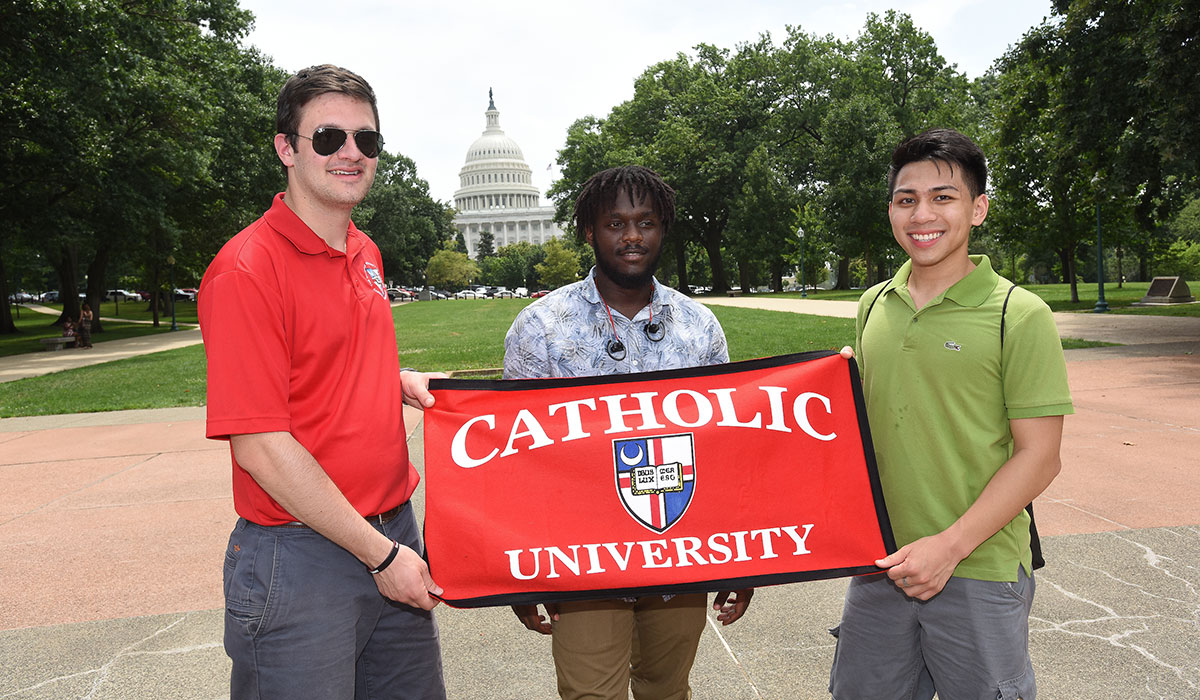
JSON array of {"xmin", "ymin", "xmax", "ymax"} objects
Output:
[{"xmin": 592, "ymin": 240, "xmax": 662, "ymax": 290}]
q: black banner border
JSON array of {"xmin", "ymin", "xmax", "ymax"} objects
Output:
[
  {"xmin": 425, "ymin": 350, "xmax": 897, "ymax": 608},
  {"xmin": 437, "ymin": 564, "xmax": 882, "ymax": 609}
]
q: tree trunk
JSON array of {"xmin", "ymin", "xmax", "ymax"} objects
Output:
[
  {"xmin": 150, "ymin": 264, "xmax": 161, "ymax": 327},
  {"xmin": 834, "ymin": 256, "xmax": 851, "ymax": 290},
  {"xmin": 702, "ymin": 230, "xmax": 729, "ymax": 293},
  {"xmin": 1059, "ymin": 246, "xmax": 1079, "ymax": 303},
  {"xmin": 738, "ymin": 261, "xmax": 752, "ymax": 293},
  {"xmin": 54, "ymin": 244, "xmax": 81, "ymax": 326},
  {"xmin": 85, "ymin": 245, "xmax": 109, "ymax": 333},
  {"xmin": 770, "ymin": 260, "xmax": 783, "ymax": 293},
  {"xmin": 673, "ymin": 235, "xmax": 689, "ymax": 293},
  {"xmin": 1115, "ymin": 247, "xmax": 1124, "ymax": 288},
  {"xmin": 0, "ymin": 253, "xmax": 16, "ymax": 334}
]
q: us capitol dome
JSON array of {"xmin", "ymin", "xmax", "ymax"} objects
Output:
[{"xmin": 452, "ymin": 89, "xmax": 564, "ymax": 258}]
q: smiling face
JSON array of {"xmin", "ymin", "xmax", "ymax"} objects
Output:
[
  {"xmin": 274, "ymin": 92, "xmax": 379, "ymax": 214},
  {"xmin": 586, "ymin": 188, "xmax": 664, "ymax": 292},
  {"xmin": 888, "ymin": 159, "xmax": 988, "ymax": 280}
]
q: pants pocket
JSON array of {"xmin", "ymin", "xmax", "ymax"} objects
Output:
[
  {"xmin": 223, "ymin": 521, "xmax": 276, "ymax": 639},
  {"xmin": 997, "ymin": 667, "xmax": 1036, "ymax": 700}
]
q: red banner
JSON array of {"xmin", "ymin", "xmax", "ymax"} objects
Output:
[{"xmin": 423, "ymin": 351, "xmax": 894, "ymax": 608}]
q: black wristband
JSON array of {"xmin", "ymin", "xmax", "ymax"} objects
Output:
[{"xmin": 369, "ymin": 539, "xmax": 400, "ymax": 575}]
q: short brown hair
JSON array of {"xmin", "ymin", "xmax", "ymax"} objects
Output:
[{"xmin": 276, "ymin": 64, "xmax": 379, "ymax": 172}]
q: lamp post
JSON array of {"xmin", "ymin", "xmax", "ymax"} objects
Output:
[
  {"xmin": 797, "ymin": 227, "xmax": 807, "ymax": 298},
  {"xmin": 167, "ymin": 255, "xmax": 178, "ymax": 330},
  {"xmin": 1092, "ymin": 180, "xmax": 1108, "ymax": 313}
]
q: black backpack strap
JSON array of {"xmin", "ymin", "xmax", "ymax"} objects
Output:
[
  {"xmin": 1001, "ymin": 284, "xmax": 1045, "ymax": 570},
  {"xmin": 864, "ymin": 281, "xmax": 1045, "ymax": 570}
]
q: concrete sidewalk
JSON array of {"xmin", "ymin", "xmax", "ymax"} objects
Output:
[{"xmin": 1, "ymin": 310, "xmax": 1197, "ymax": 699}]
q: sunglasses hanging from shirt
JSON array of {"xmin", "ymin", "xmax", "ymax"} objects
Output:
[{"xmin": 293, "ymin": 128, "xmax": 384, "ymax": 158}]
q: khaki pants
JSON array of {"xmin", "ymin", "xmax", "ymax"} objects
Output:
[{"xmin": 551, "ymin": 593, "xmax": 706, "ymax": 700}]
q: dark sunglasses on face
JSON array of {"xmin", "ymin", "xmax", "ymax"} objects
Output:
[{"xmin": 293, "ymin": 127, "xmax": 384, "ymax": 158}]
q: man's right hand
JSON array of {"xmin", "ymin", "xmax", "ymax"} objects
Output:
[
  {"xmin": 512, "ymin": 603, "xmax": 558, "ymax": 634},
  {"xmin": 372, "ymin": 542, "xmax": 443, "ymax": 610}
]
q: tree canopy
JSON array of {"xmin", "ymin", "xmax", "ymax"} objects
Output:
[{"xmin": 1, "ymin": 0, "xmax": 454, "ymax": 334}]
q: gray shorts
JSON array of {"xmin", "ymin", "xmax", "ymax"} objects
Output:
[
  {"xmin": 828, "ymin": 568, "xmax": 1036, "ymax": 700},
  {"xmin": 223, "ymin": 503, "xmax": 446, "ymax": 700}
]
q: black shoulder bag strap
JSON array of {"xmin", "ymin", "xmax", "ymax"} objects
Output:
[
  {"xmin": 864, "ymin": 283, "xmax": 1044, "ymax": 570},
  {"xmin": 1001, "ymin": 285, "xmax": 1046, "ymax": 570}
]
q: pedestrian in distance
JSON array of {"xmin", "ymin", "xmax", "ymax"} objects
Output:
[{"xmin": 76, "ymin": 303, "xmax": 93, "ymax": 348}]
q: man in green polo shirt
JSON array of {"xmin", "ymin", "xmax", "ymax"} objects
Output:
[{"xmin": 829, "ymin": 128, "xmax": 1073, "ymax": 700}]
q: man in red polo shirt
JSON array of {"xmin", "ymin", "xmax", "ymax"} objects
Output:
[{"xmin": 198, "ymin": 64, "xmax": 446, "ymax": 700}]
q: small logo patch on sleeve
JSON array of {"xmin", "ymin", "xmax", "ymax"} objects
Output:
[{"xmin": 944, "ymin": 341, "xmax": 961, "ymax": 351}]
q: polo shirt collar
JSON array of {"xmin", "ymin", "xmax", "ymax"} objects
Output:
[
  {"xmin": 264, "ymin": 192, "xmax": 364, "ymax": 259},
  {"xmin": 891, "ymin": 254, "xmax": 999, "ymax": 309}
]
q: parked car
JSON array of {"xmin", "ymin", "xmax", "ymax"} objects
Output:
[
  {"xmin": 8, "ymin": 291, "xmax": 35, "ymax": 303},
  {"xmin": 174, "ymin": 288, "xmax": 196, "ymax": 301},
  {"xmin": 514, "ymin": 287, "xmax": 529, "ymax": 298},
  {"xmin": 40, "ymin": 291, "xmax": 60, "ymax": 303},
  {"xmin": 531, "ymin": 290, "xmax": 550, "ymax": 298},
  {"xmin": 493, "ymin": 289, "xmax": 514, "ymax": 298},
  {"xmin": 454, "ymin": 289, "xmax": 478, "ymax": 299},
  {"xmin": 105, "ymin": 289, "xmax": 137, "ymax": 301},
  {"xmin": 386, "ymin": 287, "xmax": 414, "ymax": 301}
]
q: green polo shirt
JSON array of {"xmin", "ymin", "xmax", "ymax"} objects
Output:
[{"xmin": 855, "ymin": 255, "xmax": 1073, "ymax": 581}]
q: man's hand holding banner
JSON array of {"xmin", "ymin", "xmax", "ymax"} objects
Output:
[{"xmin": 423, "ymin": 351, "xmax": 894, "ymax": 608}]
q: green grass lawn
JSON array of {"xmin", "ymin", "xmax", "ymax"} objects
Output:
[
  {"xmin": 32, "ymin": 299, "xmax": 200, "ymax": 324},
  {"xmin": 0, "ymin": 307, "xmax": 190, "ymax": 358},
  {"xmin": 0, "ymin": 344, "xmax": 207, "ymax": 417},
  {"xmin": 0, "ymin": 282, "xmax": 1171, "ymax": 417}
]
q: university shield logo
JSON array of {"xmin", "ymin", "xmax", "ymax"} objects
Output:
[
  {"xmin": 614, "ymin": 433, "xmax": 696, "ymax": 533},
  {"xmin": 363, "ymin": 261, "xmax": 388, "ymax": 300}
]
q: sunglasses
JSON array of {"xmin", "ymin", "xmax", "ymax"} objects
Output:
[{"xmin": 293, "ymin": 128, "xmax": 384, "ymax": 158}]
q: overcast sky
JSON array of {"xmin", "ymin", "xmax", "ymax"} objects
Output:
[{"xmin": 237, "ymin": 0, "xmax": 1055, "ymax": 204}]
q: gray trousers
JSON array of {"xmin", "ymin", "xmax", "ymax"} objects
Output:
[
  {"xmin": 223, "ymin": 503, "xmax": 446, "ymax": 700},
  {"xmin": 829, "ymin": 568, "xmax": 1036, "ymax": 700}
]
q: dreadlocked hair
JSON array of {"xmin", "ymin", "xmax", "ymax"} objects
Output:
[{"xmin": 572, "ymin": 166, "xmax": 676, "ymax": 242}]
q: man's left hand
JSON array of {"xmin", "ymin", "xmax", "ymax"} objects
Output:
[
  {"xmin": 400, "ymin": 370, "xmax": 448, "ymax": 410},
  {"xmin": 713, "ymin": 588, "xmax": 754, "ymax": 625},
  {"xmin": 875, "ymin": 532, "xmax": 963, "ymax": 600}
]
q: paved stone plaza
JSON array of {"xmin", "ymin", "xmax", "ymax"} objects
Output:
[{"xmin": 1, "ymin": 303, "xmax": 1197, "ymax": 699}]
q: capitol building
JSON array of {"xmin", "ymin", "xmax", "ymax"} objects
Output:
[{"xmin": 452, "ymin": 91, "xmax": 565, "ymax": 258}]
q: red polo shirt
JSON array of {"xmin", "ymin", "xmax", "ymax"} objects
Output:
[{"xmin": 199, "ymin": 193, "xmax": 417, "ymax": 525}]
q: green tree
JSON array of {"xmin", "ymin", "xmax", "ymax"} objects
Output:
[
  {"xmin": 488, "ymin": 242, "xmax": 542, "ymax": 289},
  {"xmin": 358, "ymin": 151, "xmax": 454, "ymax": 286},
  {"xmin": 0, "ymin": 0, "xmax": 279, "ymax": 333},
  {"xmin": 476, "ymin": 230, "xmax": 496, "ymax": 258},
  {"xmin": 535, "ymin": 239, "xmax": 581, "ymax": 289},
  {"xmin": 425, "ymin": 249, "xmax": 479, "ymax": 289}
]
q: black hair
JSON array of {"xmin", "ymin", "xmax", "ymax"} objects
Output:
[
  {"xmin": 887, "ymin": 128, "xmax": 987, "ymax": 200},
  {"xmin": 275, "ymin": 64, "xmax": 378, "ymax": 175},
  {"xmin": 572, "ymin": 166, "xmax": 676, "ymax": 242}
]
